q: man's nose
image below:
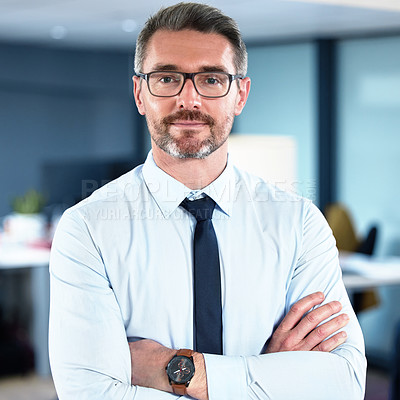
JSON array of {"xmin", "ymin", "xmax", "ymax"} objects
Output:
[{"xmin": 176, "ymin": 78, "xmax": 202, "ymax": 109}]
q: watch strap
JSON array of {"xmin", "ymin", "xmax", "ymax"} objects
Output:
[
  {"xmin": 176, "ymin": 349, "xmax": 194, "ymax": 358},
  {"xmin": 172, "ymin": 383, "xmax": 188, "ymax": 396}
]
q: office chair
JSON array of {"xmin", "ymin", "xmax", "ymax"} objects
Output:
[{"xmin": 325, "ymin": 203, "xmax": 379, "ymax": 313}]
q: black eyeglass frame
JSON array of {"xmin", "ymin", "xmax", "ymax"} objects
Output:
[{"xmin": 136, "ymin": 71, "xmax": 244, "ymax": 98}]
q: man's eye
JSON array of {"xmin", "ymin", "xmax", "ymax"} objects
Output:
[
  {"xmin": 206, "ymin": 77, "xmax": 219, "ymax": 85},
  {"xmin": 157, "ymin": 75, "xmax": 181, "ymax": 84},
  {"xmin": 160, "ymin": 76, "xmax": 172, "ymax": 83}
]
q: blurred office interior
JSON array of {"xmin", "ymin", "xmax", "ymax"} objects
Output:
[{"xmin": 1, "ymin": 0, "xmax": 400, "ymax": 399}]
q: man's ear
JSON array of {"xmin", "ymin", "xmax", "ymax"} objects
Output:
[
  {"xmin": 234, "ymin": 77, "xmax": 251, "ymax": 116},
  {"xmin": 133, "ymin": 76, "xmax": 146, "ymax": 115}
]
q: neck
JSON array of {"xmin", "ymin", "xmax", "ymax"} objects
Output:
[{"xmin": 151, "ymin": 141, "xmax": 228, "ymax": 190}]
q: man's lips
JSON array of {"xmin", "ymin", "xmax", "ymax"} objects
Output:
[{"xmin": 170, "ymin": 121, "xmax": 208, "ymax": 128}]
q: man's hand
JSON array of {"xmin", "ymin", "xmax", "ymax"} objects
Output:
[
  {"xmin": 129, "ymin": 339, "xmax": 175, "ymax": 392},
  {"xmin": 129, "ymin": 339, "xmax": 208, "ymax": 400},
  {"xmin": 265, "ymin": 292, "xmax": 349, "ymax": 354}
]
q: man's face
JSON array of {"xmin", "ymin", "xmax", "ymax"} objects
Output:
[{"xmin": 133, "ymin": 29, "xmax": 250, "ymax": 159}]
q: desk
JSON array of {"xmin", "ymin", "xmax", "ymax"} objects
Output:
[
  {"xmin": 341, "ymin": 253, "xmax": 400, "ymax": 290},
  {"xmin": 0, "ymin": 243, "xmax": 51, "ymax": 376}
]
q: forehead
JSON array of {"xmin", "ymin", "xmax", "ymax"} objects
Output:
[{"xmin": 143, "ymin": 29, "xmax": 236, "ymax": 72}]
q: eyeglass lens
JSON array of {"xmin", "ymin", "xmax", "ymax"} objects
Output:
[{"xmin": 148, "ymin": 72, "xmax": 230, "ymax": 97}]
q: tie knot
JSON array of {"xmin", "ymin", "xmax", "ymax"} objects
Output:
[{"xmin": 180, "ymin": 196, "xmax": 216, "ymax": 221}]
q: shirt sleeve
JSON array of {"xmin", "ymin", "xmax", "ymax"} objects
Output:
[
  {"xmin": 49, "ymin": 209, "xmax": 179, "ymax": 400},
  {"xmin": 203, "ymin": 201, "xmax": 366, "ymax": 400}
]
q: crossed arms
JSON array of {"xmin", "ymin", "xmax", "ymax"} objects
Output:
[
  {"xmin": 129, "ymin": 292, "xmax": 351, "ymax": 399},
  {"xmin": 49, "ymin": 206, "xmax": 366, "ymax": 399}
]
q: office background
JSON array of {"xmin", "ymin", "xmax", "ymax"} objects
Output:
[{"xmin": 1, "ymin": 0, "xmax": 400, "ymax": 394}]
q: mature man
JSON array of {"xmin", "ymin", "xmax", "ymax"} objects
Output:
[{"xmin": 49, "ymin": 3, "xmax": 366, "ymax": 399}]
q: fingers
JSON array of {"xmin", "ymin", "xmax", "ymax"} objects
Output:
[
  {"xmin": 265, "ymin": 292, "xmax": 350, "ymax": 355},
  {"xmin": 304, "ymin": 312, "xmax": 350, "ymax": 350},
  {"xmin": 294, "ymin": 300, "xmax": 343, "ymax": 340},
  {"xmin": 278, "ymin": 292, "xmax": 325, "ymax": 332},
  {"xmin": 312, "ymin": 330, "xmax": 348, "ymax": 352}
]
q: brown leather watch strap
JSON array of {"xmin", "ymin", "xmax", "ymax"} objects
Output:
[
  {"xmin": 172, "ymin": 383, "xmax": 188, "ymax": 396},
  {"xmin": 176, "ymin": 349, "xmax": 194, "ymax": 358}
]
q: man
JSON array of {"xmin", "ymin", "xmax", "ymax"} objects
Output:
[{"xmin": 49, "ymin": 3, "xmax": 366, "ymax": 399}]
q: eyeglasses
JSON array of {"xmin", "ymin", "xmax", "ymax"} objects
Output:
[{"xmin": 137, "ymin": 71, "xmax": 244, "ymax": 98}]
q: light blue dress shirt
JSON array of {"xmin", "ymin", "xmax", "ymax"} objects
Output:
[{"xmin": 49, "ymin": 151, "xmax": 366, "ymax": 399}]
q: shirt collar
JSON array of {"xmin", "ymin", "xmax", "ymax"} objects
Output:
[{"xmin": 142, "ymin": 150, "xmax": 235, "ymax": 218}]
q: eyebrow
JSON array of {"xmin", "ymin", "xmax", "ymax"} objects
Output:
[
  {"xmin": 200, "ymin": 66, "xmax": 228, "ymax": 73},
  {"xmin": 151, "ymin": 64, "xmax": 229, "ymax": 73},
  {"xmin": 152, "ymin": 64, "xmax": 179, "ymax": 71}
]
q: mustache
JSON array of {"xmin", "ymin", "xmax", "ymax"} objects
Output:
[{"xmin": 162, "ymin": 110, "xmax": 214, "ymax": 126}]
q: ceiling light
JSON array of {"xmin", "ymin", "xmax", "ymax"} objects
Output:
[
  {"xmin": 122, "ymin": 19, "xmax": 137, "ymax": 33},
  {"xmin": 50, "ymin": 25, "xmax": 67, "ymax": 40}
]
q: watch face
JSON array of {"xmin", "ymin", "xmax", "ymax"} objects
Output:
[{"xmin": 166, "ymin": 355, "xmax": 195, "ymax": 384}]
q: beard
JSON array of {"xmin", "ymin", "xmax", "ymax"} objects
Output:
[{"xmin": 147, "ymin": 109, "xmax": 234, "ymax": 159}]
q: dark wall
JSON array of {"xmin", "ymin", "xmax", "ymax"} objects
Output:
[{"xmin": 0, "ymin": 42, "xmax": 142, "ymax": 215}]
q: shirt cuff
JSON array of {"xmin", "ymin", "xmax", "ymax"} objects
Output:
[{"xmin": 203, "ymin": 354, "xmax": 248, "ymax": 400}]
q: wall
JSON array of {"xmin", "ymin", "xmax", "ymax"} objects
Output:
[
  {"xmin": 234, "ymin": 42, "xmax": 317, "ymax": 202},
  {"xmin": 0, "ymin": 43, "xmax": 138, "ymax": 216},
  {"xmin": 337, "ymin": 35, "xmax": 400, "ymax": 362}
]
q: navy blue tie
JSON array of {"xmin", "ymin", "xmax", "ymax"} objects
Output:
[{"xmin": 180, "ymin": 195, "xmax": 223, "ymax": 355}]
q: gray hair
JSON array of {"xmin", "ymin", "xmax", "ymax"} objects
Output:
[{"xmin": 134, "ymin": 2, "xmax": 248, "ymax": 76}]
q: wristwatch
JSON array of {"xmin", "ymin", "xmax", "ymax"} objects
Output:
[{"xmin": 166, "ymin": 349, "xmax": 195, "ymax": 396}]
